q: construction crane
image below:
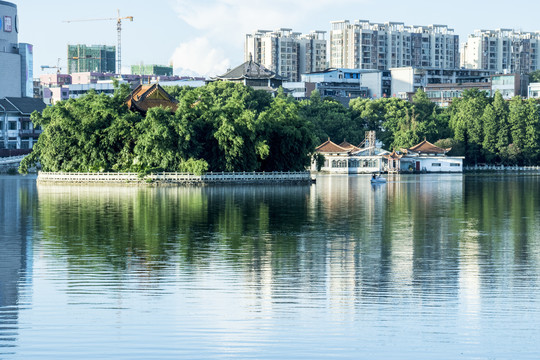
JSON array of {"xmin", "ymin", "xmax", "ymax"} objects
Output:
[
  {"xmin": 64, "ymin": 10, "xmax": 133, "ymax": 74},
  {"xmin": 41, "ymin": 58, "xmax": 62, "ymax": 74}
]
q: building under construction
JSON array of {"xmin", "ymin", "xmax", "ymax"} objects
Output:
[
  {"xmin": 67, "ymin": 44, "xmax": 116, "ymax": 74},
  {"xmin": 131, "ymin": 64, "xmax": 173, "ymax": 76}
]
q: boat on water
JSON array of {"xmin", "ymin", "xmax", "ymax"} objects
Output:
[{"xmin": 370, "ymin": 174, "xmax": 387, "ymax": 183}]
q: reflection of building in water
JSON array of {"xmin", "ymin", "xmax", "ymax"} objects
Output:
[
  {"xmin": 0, "ymin": 178, "xmax": 35, "ymax": 351},
  {"xmin": 308, "ymin": 174, "xmax": 464, "ymax": 307}
]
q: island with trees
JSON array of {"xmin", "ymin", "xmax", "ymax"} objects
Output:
[{"xmin": 20, "ymin": 81, "xmax": 540, "ymax": 177}]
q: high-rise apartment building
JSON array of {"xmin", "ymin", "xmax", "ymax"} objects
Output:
[
  {"xmin": 461, "ymin": 29, "xmax": 540, "ymax": 74},
  {"xmin": 1, "ymin": 1, "xmax": 34, "ymax": 98},
  {"xmin": 67, "ymin": 44, "xmax": 116, "ymax": 74},
  {"xmin": 245, "ymin": 28, "xmax": 327, "ymax": 82},
  {"xmin": 329, "ymin": 20, "xmax": 459, "ymax": 71}
]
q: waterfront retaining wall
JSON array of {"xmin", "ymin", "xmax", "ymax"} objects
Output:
[
  {"xmin": 464, "ymin": 165, "xmax": 540, "ymax": 172},
  {"xmin": 37, "ymin": 171, "xmax": 315, "ymax": 184}
]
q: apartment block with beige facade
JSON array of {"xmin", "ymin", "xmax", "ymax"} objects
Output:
[
  {"xmin": 245, "ymin": 28, "xmax": 327, "ymax": 82},
  {"xmin": 461, "ymin": 29, "xmax": 540, "ymax": 74},
  {"xmin": 329, "ymin": 20, "xmax": 459, "ymax": 71}
]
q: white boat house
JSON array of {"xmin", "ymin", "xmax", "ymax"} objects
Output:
[
  {"xmin": 385, "ymin": 140, "xmax": 464, "ymax": 173},
  {"xmin": 313, "ymin": 139, "xmax": 389, "ymax": 174},
  {"xmin": 313, "ymin": 136, "xmax": 464, "ymax": 174}
]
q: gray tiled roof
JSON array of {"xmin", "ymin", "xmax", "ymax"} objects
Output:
[
  {"xmin": 215, "ymin": 60, "xmax": 284, "ymax": 80},
  {"xmin": 3, "ymin": 97, "xmax": 47, "ymax": 115},
  {"xmin": 0, "ymin": 99, "xmax": 18, "ymax": 112}
]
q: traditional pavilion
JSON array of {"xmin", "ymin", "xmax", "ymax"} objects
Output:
[
  {"xmin": 208, "ymin": 59, "xmax": 284, "ymax": 93},
  {"xmin": 125, "ymin": 83, "xmax": 178, "ymax": 115},
  {"xmin": 313, "ymin": 132, "xmax": 390, "ymax": 173},
  {"xmin": 385, "ymin": 139, "xmax": 463, "ymax": 173}
]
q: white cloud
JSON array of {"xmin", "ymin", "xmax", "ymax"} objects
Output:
[
  {"xmin": 170, "ymin": 0, "xmax": 368, "ymax": 76},
  {"xmin": 170, "ymin": 37, "xmax": 231, "ymax": 77}
]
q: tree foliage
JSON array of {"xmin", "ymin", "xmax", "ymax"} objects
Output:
[{"xmin": 20, "ymin": 84, "xmax": 540, "ymax": 174}]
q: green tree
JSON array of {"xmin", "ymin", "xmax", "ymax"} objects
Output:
[
  {"xmin": 259, "ymin": 96, "xmax": 316, "ymax": 171},
  {"xmin": 481, "ymin": 104, "xmax": 498, "ymax": 162},
  {"xmin": 522, "ymin": 99, "xmax": 540, "ymax": 164}
]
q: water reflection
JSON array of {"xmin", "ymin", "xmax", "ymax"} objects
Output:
[
  {"xmin": 1, "ymin": 174, "xmax": 540, "ymax": 358},
  {"xmin": 0, "ymin": 176, "xmax": 35, "ymax": 356}
]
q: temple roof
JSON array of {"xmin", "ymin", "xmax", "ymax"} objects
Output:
[
  {"xmin": 383, "ymin": 151, "xmax": 404, "ymax": 159},
  {"xmin": 338, "ymin": 140, "xmax": 360, "ymax": 152},
  {"xmin": 125, "ymin": 83, "xmax": 178, "ymax": 114},
  {"xmin": 405, "ymin": 140, "xmax": 450, "ymax": 155},
  {"xmin": 213, "ymin": 60, "xmax": 284, "ymax": 81},
  {"xmin": 315, "ymin": 139, "xmax": 350, "ymax": 153}
]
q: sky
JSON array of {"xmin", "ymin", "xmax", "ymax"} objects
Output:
[{"xmin": 11, "ymin": 0, "xmax": 540, "ymax": 77}]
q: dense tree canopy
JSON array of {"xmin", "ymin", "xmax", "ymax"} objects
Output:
[{"xmin": 20, "ymin": 83, "xmax": 540, "ymax": 174}]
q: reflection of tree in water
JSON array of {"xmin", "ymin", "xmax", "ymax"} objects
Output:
[
  {"xmin": 36, "ymin": 184, "xmax": 312, "ymax": 273},
  {"xmin": 34, "ymin": 175, "xmax": 540, "ymax": 307}
]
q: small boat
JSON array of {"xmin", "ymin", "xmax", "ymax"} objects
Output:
[{"xmin": 370, "ymin": 175, "xmax": 387, "ymax": 184}]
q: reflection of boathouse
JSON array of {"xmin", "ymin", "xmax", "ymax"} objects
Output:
[
  {"xmin": 385, "ymin": 140, "xmax": 463, "ymax": 173},
  {"xmin": 313, "ymin": 132, "xmax": 390, "ymax": 174}
]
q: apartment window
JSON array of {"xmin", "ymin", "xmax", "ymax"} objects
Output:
[{"xmin": 8, "ymin": 121, "xmax": 17, "ymax": 130}]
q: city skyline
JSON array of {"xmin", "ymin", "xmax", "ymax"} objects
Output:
[{"xmin": 12, "ymin": 0, "xmax": 540, "ymax": 77}]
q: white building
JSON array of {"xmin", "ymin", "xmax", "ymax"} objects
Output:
[
  {"xmin": 461, "ymin": 29, "xmax": 540, "ymax": 74},
  {"xmin": 390, "ymin": 67, "xmax": 493, "ymax": 99},
  {"xmin": 329, "ymin": 20, "xmax": 459, "ymax": 71},
  {"xmin": 301, "ymin": 68, "xmax": 391, "ymax": 100},
  {"xmin": 386, "ymin": 140, "xmax": 463, "ymax": 173},
  {"xmin": 528, "ymin": 82, "xmax": 540, "ymax": 98},
  {"xmin": 245, "ymin": 28, "xmax": 327, "ymax": 82},
  {"xmin": 313, "ymin": 139, "xmax": 390, "ymax": 174}
]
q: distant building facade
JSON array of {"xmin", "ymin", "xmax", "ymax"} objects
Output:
[
  {"xmin": 461, "ymin": 29, "xmax": 540, "ymax": 74},
  {"xmin": 528, "ymin": 82, "xmax": 540, "ymax": 98},
  {"xmin": 301, "ymin": 68, "xmax": 391, "ymax": 100},
  {"xmin": 131, "ymin": 64, "xmax": 173, "ymax": 76},
  {"xmin": 390, "ymin": 67, "xmax": 494, "ymax": 99},
  {"xmin": 245, "ymin": 28, "xmax": 327, "ymax": 82},
  {"xmin": 67, "ymin": 44, "xmax": 116, "ymax": 74},
  {"xmin": 329, "ymin": 20, "xmax": 459, "ymax": 71},
  {"xmin": 0, "ymin": 1, "xmax": 34, "ymax": 98},
  {"xmin": 0, "ymin": 97, "xmax": 46, "ymax": 150}
]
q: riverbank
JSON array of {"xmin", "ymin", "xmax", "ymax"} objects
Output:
[
  {"xmin": 464, "ymin": 165, "xmax": 540, "ymax": 172},
  {"xmin": 37, "ymin": 171, "xmax": 316, "ymax": 185}
]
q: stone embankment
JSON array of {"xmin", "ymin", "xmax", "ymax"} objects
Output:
[{"xmin": 37, "ymin": 171, "xmax": 316, "ymax": 185}]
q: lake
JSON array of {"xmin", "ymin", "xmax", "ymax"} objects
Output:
[{"xmin": 1, "ymin": 173, "xmax": 539, "ymax": 359}]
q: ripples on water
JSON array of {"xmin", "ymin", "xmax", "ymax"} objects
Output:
[{"xmin": 1, "ymin": 174, "xmax": 540, "ymax": 359}]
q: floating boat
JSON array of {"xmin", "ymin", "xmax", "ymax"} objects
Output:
[{"xmin": 370, "ymin": 176, "xmax": 387, "ymax": 184}]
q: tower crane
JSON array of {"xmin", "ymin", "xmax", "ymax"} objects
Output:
[
  {"xmin": 41, "ymin": 58, "xmax": 62, "ymax": 73},
  {"xmin": 63, "ymin": 10, "xmax": 133, "ymax": 74}
]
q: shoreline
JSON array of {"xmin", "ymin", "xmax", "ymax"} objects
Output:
[{"xmin": 36, "ymin": 171, "xmax": 316, "ymax": 185}]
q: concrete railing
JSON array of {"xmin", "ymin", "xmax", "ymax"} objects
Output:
[
  {"xmin": 37, "ymin": 171, "xmax": 315, "ymax": 184},
  {"xmin": 464, "ymin": 165, "xmax": 540, "ymax": 172}
]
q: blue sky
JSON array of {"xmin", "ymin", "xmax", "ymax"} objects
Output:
[{"xmin": 11, "ymin": 0, "xmax": 540, "ymax": 77}]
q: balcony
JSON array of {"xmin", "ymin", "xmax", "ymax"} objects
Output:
[{"xmin": 19, "ymin": 130, "xmax": 42, "ymax": 138}]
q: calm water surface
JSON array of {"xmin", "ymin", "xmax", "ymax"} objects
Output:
[{"xmin": 1, "ymin": 174, "xmax": 539, "ymax": 359}]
